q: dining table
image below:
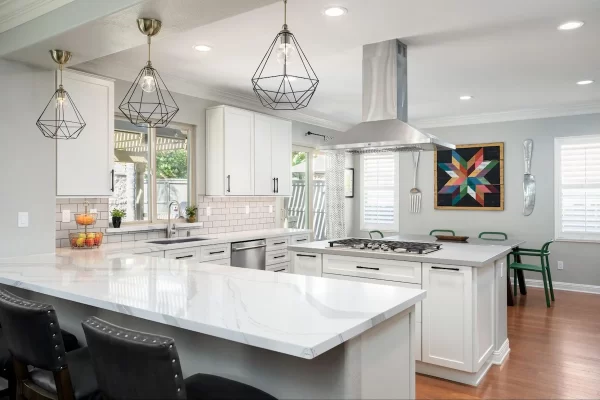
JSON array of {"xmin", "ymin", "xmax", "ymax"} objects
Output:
[{"xmin": 385, "ymin": 234, "xmax": 527, "ymax": 306}]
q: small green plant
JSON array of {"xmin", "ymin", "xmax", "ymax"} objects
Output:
[
  {"xmin": 110, "ymin": 208, "xmax": 126, "ymax": 218},
  {"xmin": 185, "ymin": 206, "xmax": 198, "ymax": 222}
]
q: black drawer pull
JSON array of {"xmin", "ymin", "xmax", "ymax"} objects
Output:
[
  {"xmin": 176, "ymin": 255, "xmax": 194, "ymax": 259},
  {"xmin": 295, "ymin": 238, "xmax": 307, "ymax": 242},
  {"xmin": 297, "ymin": 254, "xmax": 316, "ymax": 258},
  {"xmin": 356, "ymin": 266, "xmax": 379, "ymax": 271},
  {"xmin": 274, "ymin": 242, "xmax": 286, "ymax": 245},
  {"xmin": 274, "ymin": 255, "xmax": 286, "ymax": 259},
  {"xmin": 431, "ymin": 266, "xmax": 460, "ymax": 271},
  {"xmin": 209, "ymin": 250, "xmax": 225, "ymax": 255},
  {"xmin": 274, "ymin": 268, "xmax": 286, "ymax": 272}
]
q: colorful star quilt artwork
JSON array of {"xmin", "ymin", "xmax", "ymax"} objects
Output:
[{"xmin": 435, "ymin": 143, "xmax": 504, "ymax": 210}]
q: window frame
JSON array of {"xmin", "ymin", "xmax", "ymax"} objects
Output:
[
  {"xmin": 360, "ymin": 152, "xmax": 400, "ymax": 232},
  {"xmin": 554, "ymin": 134, "xmax": 600, "ymax": 242},
  {"xmin": 113, "ymin": 115, "xmax": 196, "ymax": 225}
]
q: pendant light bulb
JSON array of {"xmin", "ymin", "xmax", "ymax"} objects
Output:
[
  {"xmin": 140, "ymin": 71, "xmax": 157, "ymax": 93},
  {"xmin": 276, "ymin": 42, "xmax": 296, "ymax": 65}
]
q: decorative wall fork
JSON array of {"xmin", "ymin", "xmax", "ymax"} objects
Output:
[{"xmin": 410, "ymin": 152, "xmax": 422, "ymax": 213}]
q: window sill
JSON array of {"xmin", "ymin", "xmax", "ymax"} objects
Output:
[
  {"xmin": 555, "ymin": 238, "xmax": 600, "ymax": 244},
  {"xmin": 105, "ymin": 222, "xmax": 205, "ymax": 235}
]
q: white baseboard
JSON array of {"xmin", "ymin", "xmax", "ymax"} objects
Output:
[
  {"xmin": 416, "ymin": 359, "xmax": 492, "ymax": 387},
  {"xmin": 491, "ymin": 339, "xmax": 510, "ymax": 365},
  {"xmin": 525, "ymin": 279, "xmax": 600, "ymax": 295}
]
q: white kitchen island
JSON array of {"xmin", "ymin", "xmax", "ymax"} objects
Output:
[
  {"xmin": 288, "ymin": 237, "xmax": 513, "ymax": 387},
  {"xmin": 0, "ymin": 252, "xmax": 424, "ymax": 399}
]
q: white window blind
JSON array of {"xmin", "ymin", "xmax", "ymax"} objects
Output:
[
  {"xmin": 555, "ymin": 135, "xmax": 600, "ymax": 241},
  {"xmin": 360, "ymin": 153, "xmax": 399, "ymax": 231}
]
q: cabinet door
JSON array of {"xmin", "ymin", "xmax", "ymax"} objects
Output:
[
  {"xmin": 270, "ymin": 118, "xmax": 292, "ymax": 196},
  {"xmin": 56, "ymin": 71, "xmax": 114, "ymax": 197},
  {"xmin": 224, "ymin": 107, "xmax": 254, "ymax": 195},
  {"xmin": 254, "ymin": 114, "xmax": 274, "ymax": 195},
  {"xmin": 291, "ymin": 252, "xmax": 322, "ymax": 276},
  {"xmin": 422, "ymin": 264, "xmax": 473, "ymax": 372}
]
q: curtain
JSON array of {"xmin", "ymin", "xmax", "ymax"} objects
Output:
[{"xmin": 325, "ymin": 152, "xmax": 346, "ymax": 239}]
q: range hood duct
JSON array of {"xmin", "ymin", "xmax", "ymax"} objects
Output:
[{"xmin": 320, "ymin": 40, "xmax": 455, "ymax": 153}]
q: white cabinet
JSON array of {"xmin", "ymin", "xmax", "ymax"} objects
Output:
[
  {"xmin": 291, "ymin": 252, "xmax": 322, "ymax": 276},
  {"xmin": 206, "ymin": 106, "xmax": 254, "ymax": 196},
  {"xmin": 254, "ymin": 114, "xmax": 292, "ymax": 196},
  {"xmin": 56, "ymin": 71, "xmax": 114, "ymax": 197},
  {"xmin": 323, "ymin": 254, "xmax": 421, "ymax": 284},
  {"xmin": 206, "ymin": 106, "xmax": 291, "ymax": 196}
]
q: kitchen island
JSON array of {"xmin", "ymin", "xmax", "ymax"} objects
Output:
[
  {"xmin": 288, "ymin": 236, "xmax": 513, "ymax": 386},
  {"xmin": 0, "ymin": 251, "xmax": 424, "ymax": 399}
]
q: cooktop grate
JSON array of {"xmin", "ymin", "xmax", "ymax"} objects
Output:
[{"xmin": 328, "ymin": 238, "xmax": 442, "ymax": 254}]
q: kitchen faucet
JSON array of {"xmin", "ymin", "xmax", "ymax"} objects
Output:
[{"xmin": 167, "ymin": 201, "xmax": 178, "ymax": 238}]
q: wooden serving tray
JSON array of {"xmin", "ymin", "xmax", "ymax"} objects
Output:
[{"xmin": 435, "ymin": 235, "xmax": 469, "ymax": 242}]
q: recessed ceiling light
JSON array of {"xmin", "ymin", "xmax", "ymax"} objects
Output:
[
  {"xmin": 193, "ymin": 45, "xmax": 212, "ymax": 52},
  {"xmin": 459, "ymin": 95, "xmax": 473, "ymax": 100},
  {"xmin": 577, "ymin": 80, "xmax": 594, "ymax": 85},
  {"xmin": 323, "ymin": 6, "xmax": 348, "ymax": 17},
  {"xmin": 558, "ymin": 21, "xmax": 584, "ymax": 30}
]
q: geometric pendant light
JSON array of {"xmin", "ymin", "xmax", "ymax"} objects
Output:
[
  {"xmin": 119, "ymin": 18, "xmax": 179, "ymax": 128},
  {"xmin": 251, "ymin": 0, "xmax": 319, "ymax": 111},
  {"xmin": 36, "ymin": 50, "xmax": 86, "ymax": 139}
]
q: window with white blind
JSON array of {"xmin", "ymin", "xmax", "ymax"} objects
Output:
[
  {"xmin": 360, "ymin": 153, "xmax": 399, "ymax": 231},
  {"xmin": 555, "ymin": 135, "xmax": 600, "ymax": 241}
]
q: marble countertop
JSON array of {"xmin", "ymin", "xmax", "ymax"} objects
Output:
[
  {"xmin": 288, "ymin": 237, "xmax": 515, "ymax": 267},
  {"xmin": 0, "ymin": 252, "xmax": 424, "ymax": 359}
]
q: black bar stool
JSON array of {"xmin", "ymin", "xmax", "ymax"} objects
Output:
[
  {"xmin": 0, "ymin": 289, "xmax": 99, "ymax": 400},
  {"xmin": 82, "ymin": 317, "xmax": 277, "ymax": 400}
]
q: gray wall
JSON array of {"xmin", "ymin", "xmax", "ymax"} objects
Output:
[
  {"xmin": 0, "ymin": 59, "xmax": 56, "ymax": 257},
  {"xmin": 351, "ymin": 113, "xmax": 600, "ymax": 286}
]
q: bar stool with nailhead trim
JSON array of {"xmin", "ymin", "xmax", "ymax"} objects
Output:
[
  {"xmin": 0, "ymin": 289, "xmax": 99, "ymax": 400},
  {"xmin": 82, "ymin": 317, "xmax": 277, "ymax": 400}
]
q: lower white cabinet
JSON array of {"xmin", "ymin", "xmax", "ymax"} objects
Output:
[
  {"xmin": 145, "ymin": 251, "xmax": 165, "ymax": 258},
  {"xmin": 165, "ymin": 249, "xmax": 197, "ymax": 261},
  {"xmin": 199, "ymin": 258, "xmax": 230, "ymax": 266},
  {"xmin": 291, "ymin": 252, "xmax": 322, "ymax": 276},
  {"xmin": 267, "ymin": 262, "xmax": 290, "ymax": 273}
]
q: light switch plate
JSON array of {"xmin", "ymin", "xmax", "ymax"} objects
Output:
[
  {"xmin": 558, "ymin": 261, "xmax": 564, "ymax": 270},
  {"xmin": 62, "ymin": 210, "xmax": 71, "ymax": 223},
  {"xmin": 245, "ymin": 205, "xmax": 250, "ymax": 214},
  {"xmin": 269, "ymin": 205, "xmax": 274, "ymax": 213},
  {"xmin": 18, "ymin": 212, "xmax": 28, "ymax": 228}
]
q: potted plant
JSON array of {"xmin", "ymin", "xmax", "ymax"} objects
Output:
[
  {"xmin": 185, "ymin": 206, "xmax": 198, "ymax": 223},
  {"xmin": 110, "ymin": 209, "xmax": 126, "ymax": 228}
]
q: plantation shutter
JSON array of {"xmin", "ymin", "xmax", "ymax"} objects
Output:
[
  {"xmin": 361, "ymin": 153, "xmax": 398, "ymax": 231},
  {"xmin": 555, "ymin": 136, "xmax": 600, "ymax": 241}
]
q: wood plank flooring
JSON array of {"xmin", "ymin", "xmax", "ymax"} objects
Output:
[{"xmin": 417, "ymin": 287, "xmax": 600, "ymax": 399}]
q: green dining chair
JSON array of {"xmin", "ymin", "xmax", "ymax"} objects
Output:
[
  {"xmin": 478, "ymin": 231, "xmax": 508, "ymax": 241},
  {"xmin": 507, "ymin": 241, "xmax": 555, "ymax": 307},
  {"xmin": 429, "ymin": 229, "xmax": 456, "ymax": 236},
  {"xmin": 369, "ymin": 230, "xmax": 384, "ymax": 239}
]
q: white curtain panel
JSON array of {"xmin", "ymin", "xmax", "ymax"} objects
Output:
[{"xmin": 325, "ymin": 152, "xmax": 346, "ymax": 239}]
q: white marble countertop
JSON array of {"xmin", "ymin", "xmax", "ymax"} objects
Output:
[
  {"xmin": 288, "ymin": 238, "xmax": 514, "ymax": 267},
  {"xmin": 0, "ymin": 252, "xmax": 424, "ymax": 359}
]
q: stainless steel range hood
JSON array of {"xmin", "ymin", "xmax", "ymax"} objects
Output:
[{"xmin": 320, "ymin": 40, "xmax": 455, "ymax": 153}]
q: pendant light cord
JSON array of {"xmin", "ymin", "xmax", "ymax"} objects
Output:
[
  {"xmin": 147, "ymin": 36, "xmax": 152, "ymax": 65},
  {"xmin": 283, "ymin": 0, "xmax": 287, "ymax": 27},
  {"xmin": 59, "ymin": 63, "xmax": 63, "ymax": 87}
]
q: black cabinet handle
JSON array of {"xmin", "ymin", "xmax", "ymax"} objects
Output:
[
  {"xmin": 274, "ymin": 255, "xmax": 286, "ymax": 259},
  {"xmin": 274, "ymin": 242, "xmax": 286, "ymax": 245},
  {"xmin": 274, "ymin": 268, "xmax": 286, "ymax": 272},
  {"xmin": 209, "ymin": 250, "xmax": 225, "ymax": 255},
  {"xmin": 357, "ymin": 266, "xmax": 379, "ymax": 271},
  {"xmin": 431, "ymin": 266, "xmax": 460, "ymax": 271},
  {"xmin": 176, "ymin": 255, "xmax": 194, "ymax": 259},
  {"xmin": 273, "ymin": 178, "xmax": 276, "ymax": 193},
  {"xmin": 111, "ymin": 169, "xmax": 114, "ymax": 192},
  {"xmin": 227, "ymin": 175, "xmax": 231, "ymax": 193},
  {"xmin": 275, "ymin": 177, "xmax": 279, "ymax": 193},
  {"xmin": 297, "ymin": 254, "xmax": 316, "ymax": 258},
  {"xmin": 295, "ymin": 239, "xmax": 307, "ymax": 242}
]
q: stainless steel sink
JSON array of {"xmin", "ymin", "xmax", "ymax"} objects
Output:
[{"xmin": 147, "ymin": 238, "xmax": 211, "ymax": 245}]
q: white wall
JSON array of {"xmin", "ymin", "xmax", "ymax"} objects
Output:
[
  {"xmin": 351, "ymin": 113, "xmax": 600, "ymax": 286},
  {"xmin": 0, "ymin": 59, "xmax": 56, "ymax": 257}
]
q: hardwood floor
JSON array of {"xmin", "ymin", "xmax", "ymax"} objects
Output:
[{"xmin": 417, "ymin": 287, "xmax": 600, "ymax": 399}]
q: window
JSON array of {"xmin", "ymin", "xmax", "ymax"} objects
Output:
[
  {"xmin": 360, "ymin": 153, "xmax": 399, "ymax": 231},
  {"xmin": 555, "ymin": 135, "xmax": 600, "ymax": 241},
  {"xmin": 110, "ymin": 119, "xmax": 194, "ymax": 223}
]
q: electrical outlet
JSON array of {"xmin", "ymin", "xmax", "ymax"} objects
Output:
[
  {"xmin": 206, "ymin": 207, "xmax": 211, "ymax": 216},
  {"xmin": 245, "ymin": 205, "xmax": 250, "ymax": 214},
  {"xmin": 269, "ymin": 205, "xmax": 274, "ymax": 213},
  {"xmin": 62, "ymin": 210, "xmax": 71, "ymax": 223},
  {"xmin": 557, "ymin": 261, "xmax": 564, "ymax": 270},
  {"xmin": 18, "ymin": 212, "xmax": 29, "ymax": 228}
]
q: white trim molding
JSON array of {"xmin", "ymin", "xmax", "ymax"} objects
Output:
[
  {"xmin": 0, "ymin": 0, "xmax": 74, "ymax": 34},
  {"xmin": 491, "ymin": 338, "xmax": 510, "ymax": 365},
  {"xmin": 525, "ymin": 279, "xmax": 600, "ymax": 295}
]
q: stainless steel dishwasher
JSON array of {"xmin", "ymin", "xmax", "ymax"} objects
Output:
[{"xmin": 231, "ymin": 239, "xmax": 267, "ymax": 270}]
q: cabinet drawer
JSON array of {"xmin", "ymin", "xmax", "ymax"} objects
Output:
[
  {"xmin": 291, "ymin": 234, "xmax": 310, "ymax": 244},
  {"xmin": 199, "ymin": 258, "xmax": 230, "ymax": 266},
  {"xmin": 165, "ymin": 249, "xmax": 197, "ymax": 260},
  {"xmin": 144, "ymin": 251, "xmax": 164, "ymax": 258},
  {"xmin": 323, "ymin": 254, "xmax": 421, "ymax": 284},
  {"xmin": 291, "ymin": 252, "xmax": 322, "ymax": 277},
  {"xmin": 267, "ymin": 262, "xmax": 290, "ymax": 273},
  {"xmin": 267, "ymin": 236, "xmax": 289, "ymax": 251},
  {"xmin": 198, "ymin": 243, "xmax": 231, "ymax": 261},
  {"xmin": 266, "ymin": 249, "xmax": 290, "ymax": 266}
]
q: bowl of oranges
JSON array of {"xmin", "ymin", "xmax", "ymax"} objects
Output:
[
  {"xmin": 69, "ymin": 232, "xmax": 103, "ymax": 249},
  {"xmin": 75, "ymin": 213, "xmax": 97, "ymax": 226}
]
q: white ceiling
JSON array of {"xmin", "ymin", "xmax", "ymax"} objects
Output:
[
  {"xmin": 73, "ymin": 0, "xmax": 600, "ymax": 128},
  {"xmin": 0, "ymin": 0, "xmax": 74, "ymax": 34}
]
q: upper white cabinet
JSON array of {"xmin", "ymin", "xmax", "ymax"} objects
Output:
[
  {"xmin": 206, "ymin": 106, "xmax": 292, "ymax": 196},
  {"xmin": 254, "ymin": 114, "xmax": 292, "ymax": 196},
  {"xmin": 56, "ymin": 71, "xmax": 114, "ymax": 197}
]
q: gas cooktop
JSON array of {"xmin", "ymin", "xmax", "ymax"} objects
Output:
[{"xmin": 328, "ymin": 238, "xmax": 442, "ymax": 255}]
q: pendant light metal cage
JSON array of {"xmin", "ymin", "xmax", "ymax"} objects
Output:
[{"xmin": 252, "ymin": 0, "xmax": 319, "ymax": 110}]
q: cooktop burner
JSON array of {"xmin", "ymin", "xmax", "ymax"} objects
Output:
[{"xmin": 328, "ymin": 238, "xmax": 442, "ymax": 255}]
